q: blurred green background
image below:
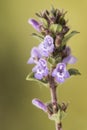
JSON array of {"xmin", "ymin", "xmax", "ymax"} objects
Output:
[{"xmin": 0, "ymin": 0, "xmax": 87, "ymax": 130}]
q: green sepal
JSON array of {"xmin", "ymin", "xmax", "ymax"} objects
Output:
[
  {"xmin": 50, "ymin": 6, "xmax": 56, "ymax": 15},
  {"xmin": 32, "ymin": 33, "xmax": 44, "ymax": 41},
  {"xmin": 48, "ymin": 56, "xmax": 62, "ymax": 67},
  {"xmin": 49, "ymin": 24, "xmax": 62, "ymax": 33},
  {"xmin": 40, "ymin": 18, "xmax": 48, "ymax": 27},
  {"xmin": 59, "ymin": 11, "xmax": 67, "ymax": 25},
  {"xmin": 62, "ymin": 31, "xmax": 80, "ymax": 46},
  {"xmin": 68, "ymin": 68, "xmax": 81, "ymax": 76},
  {"xmin": 26, "ymin": 72, "xmax": 49, "ymax": 87},
  {"xmin": 54, "ymin": 56, "xmax": 62, "ymax": 64},
  {"xmin": 49, "ymin": 109, "xmax": 67, "ymax": 123},
  {"xmin": 48, "ymin": 56, "xmax": 55, "ymax": 65}
]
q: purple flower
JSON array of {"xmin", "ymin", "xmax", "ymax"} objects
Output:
[
  {"xmin": 63, "ymin": 46, "xmax": 77, "ymax": 64},
  {"xmin": 28, "ymin": 19, "xmax": 41, "ymax": 32},
  {"xmin": 63, "ymin": 46, "xmax": 71, "ymax": 56},
  {"xmin": 32, "ymin": 98, "xmax": 47, "ymax": 112},
  {"xmin": 38, "ymin": 35, "xmax": 54, "ymax": 57},
  {"xmin": 27, "ymin": 47, "xmax": 41, "ymax": 64},
  {"xmin": 32, "ymin": 58, "xmax": 49, "ymax": 80},
  {"xmin": 52, "ymin": 63, "xmax": 70, "ymax": 83},
  {"xmin": 63, "ymin": 55, "xmax": 77, "ymax": 64}
]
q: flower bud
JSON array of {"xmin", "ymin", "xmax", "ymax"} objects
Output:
[
  {"xmin": 32, "ymin": 98, "xmax": 47, "ymax": 112},
  {"xmin": 28, "ymin": 19, "xmax": 41, "ymax": 32},
  {"xmin": 55, "ymin": 35, "xmax": 63, "ymax": 48}
]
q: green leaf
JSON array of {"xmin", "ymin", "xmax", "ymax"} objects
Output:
[
  {"xmin": 32, "ymin": 33, "xmax": 44, "ymax": 41},
  {"xmin": 68, "ymin": 68, "xmax": 81, "ymax": 76},
  {"xmin": 62, "ymin": 31, "xmax": 80, "ymax": 46},
  {"xmin": 49, "ymin": 24, "xmax": 62, "ymax": 33},
  {"xmin": 55, "ymin": 56, "xmax": 62, "ymax": 64},
  {"xmin": 26, "ymin": 72, "xmax": 49, "ymax": 87},
  {"xmin": 26, "ymin": 72, "xmax": 35, "ymax": 81},
  {"xmin": 49, "ymin": 109, "xmax": 67, "ymax": 123}
]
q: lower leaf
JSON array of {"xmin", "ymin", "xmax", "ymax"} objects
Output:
[{"xmin": 26, "ymin": 72, "xmax": 49, "ymax": 87}]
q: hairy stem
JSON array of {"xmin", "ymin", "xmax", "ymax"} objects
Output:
[
  {"xmin": 55, "ymin": 122, "xmax": 62, "ymax": 130},
  {"xmin": 49, "ymin": 75, "xmax": 62, "ymax": 130}
]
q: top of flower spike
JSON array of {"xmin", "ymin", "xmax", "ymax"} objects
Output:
[
  {"xmin": 35, "ymin": 8, "xmax": 67, "ymax": 25},
  {"xmin": 28, "ymin": 7, "xmax": 69, "ymax": 37}
]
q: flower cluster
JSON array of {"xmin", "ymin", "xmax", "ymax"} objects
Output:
[
  {"xmin": 27, "ymin": 33, "xmax": 75, "ymax": 83},
  {"xmin": 27, "ymin": 7, "xmax": 80, "ymax": 130},
  {"xmin": 27, "ymin": 10, "xmax": 78, "ymax": 83}
]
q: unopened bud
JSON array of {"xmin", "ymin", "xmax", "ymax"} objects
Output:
[
  {"xmin": 55, "ymin": 35, "xmax": 62, "ymax": 48},
  {"xmin": 32, "ymin": 98, "xmax": 47, "ymax": 112}
]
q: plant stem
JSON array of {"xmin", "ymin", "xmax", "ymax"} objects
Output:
[
  {"xmin": 49, "ymin": 75, "xmax": 62, "ymax": 130},
  {"xmin": 55, "ymin": 122, "xmax": 62, "ymax": 130},
  {"xmin": 50, "ymin": 85, "xmax": 58, "ymax": 113}
]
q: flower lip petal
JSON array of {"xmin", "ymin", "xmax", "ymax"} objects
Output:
[
  {"xmin": 34, "ymin": 73, "xmax": 43, "ymax": 80},
  {"xmin": 32, "ymin": 65, "xmax": 38, "ymax": 72},
  {"xmin": 63, "ymin": 55, "xmax": 77, "ymax": 64},
  {"xmin": 27, "ymin": 57, "xmax": 34, "ymax": 64},
  {"xmin": 57, "ymin": 63, "xmax": 66, "ymax": 72},
  {"xmin": 55, "ymin": 76, "xmax": 65, "ymax": 83},
  {"xmin": 64, "ymin": 71, "xmax": 70, "ymax": 78},
  {"xmin": 28, "ymin": 47, "xmax": 41, "ymax": 64},
  {"xmin": 31, "ymin": 47, "xmax": 41, "ymax": 58}
]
